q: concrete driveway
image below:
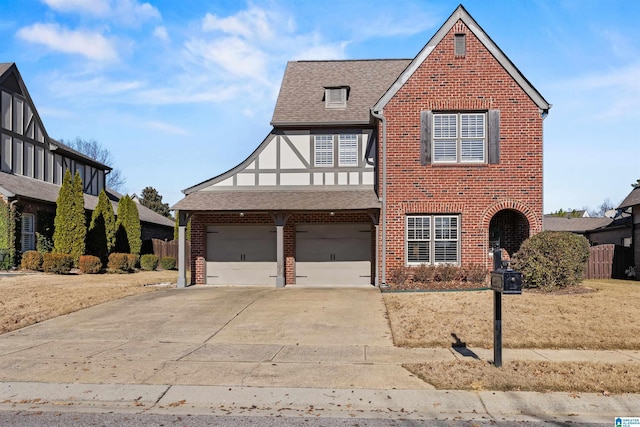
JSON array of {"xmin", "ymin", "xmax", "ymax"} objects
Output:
[{"xmin": 0, "ymin": 287, "xmax": 451, "ymax": 390}]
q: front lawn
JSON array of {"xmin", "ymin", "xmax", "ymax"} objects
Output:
[{"xmin": 383, "ymin": 279, "xmax": 640, "ymax": 350}]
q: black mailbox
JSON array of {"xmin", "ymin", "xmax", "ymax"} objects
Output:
[{"xmin": 490, "ymin": 269, "xmax": 522, "ymax": 294}]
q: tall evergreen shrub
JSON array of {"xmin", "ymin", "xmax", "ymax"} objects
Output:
[
  {"xmin": 53, "ymin": 170, "xmax": 86, "ymax": 264},
  {"xmin": 87, "ymin": 190, "xmax": 116, "ymax": 261},
  {"xmin": 116, "ymin": 195, "xmax": 141, "ymax": 255}
]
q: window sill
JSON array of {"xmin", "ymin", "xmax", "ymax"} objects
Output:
[{"xmin": 430, "ymin": 162, "xmax": 489, "ymax": 168}]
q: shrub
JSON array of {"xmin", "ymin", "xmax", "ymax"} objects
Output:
[
  {"xmin": 21, "ymin": 250, "xmax": 43, "ymax": 271},
  {"xmin": 108, "ymin": 252, "xmax": 134, "ymax": 273},
  {"xmin": 389, "ymin": 266, "xmax": 409, "ymax": 285},
  {"xmin": 127, "ymin": 253, "xmax": 139, "ymax": 270},
  {"xmin": 160, "ymin": 256, "xmax": 176, "ymax": 270},
  {"xmin": 140, "ymin": 254, "xmax": 159, "ymax": 271},
  {"xmin": 42, "ymin": 253, "xmax": 73, "ymax": 274},
  {"xmin": 412, "ymin": 264, "xmax": 436, "ymax": 283},
  {"xmin": 78, "ymin": 255, "xmax": 102, "ymax": 274},
  {"xmin": 462, "ymin": 264, "xmax": 488, "ymax": 284},
  {"xmin": 433, "ymin": 264, "xmax": 461, "ymax": 282},
  {"xmin": 0, "ymin": 249, "xmax": 11, "ymax": 270},
  {"xmin": 512, "ymin": 231, "xmax": 590, "ymax": 290}
]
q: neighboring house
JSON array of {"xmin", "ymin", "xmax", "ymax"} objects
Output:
[
  {"xmin": 0, "ymin": 63, "xmax": 173, "ymax": 262},
  {"xmin": 173, "ymin": 5, "xmax": 551, "ymax": 287},
  {"xmin": 618, "ymin": 186, "xmax": 640, "ymax": 277},
  {"xmin": 543, "ymin": 212, "xmax": 632, "ymax": 247}
]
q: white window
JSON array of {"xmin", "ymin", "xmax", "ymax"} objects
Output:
[
  {"xmin": 314, "ymin": 135, "xmax": 333, "ymax": 167},
  {"xmin": 406, "ymin": 215, "xmax": 459, "ymax": 265},
  {"xmin": 433, "ymin": 113, "xmax": 485, "ymax": 163},
  {"xmin": 338, "ymin": 134, "xmax": 358, "ymax": 166},
  {"xmin": 21, "ymin": 213, "xmax": 35, "ymax": 252}
]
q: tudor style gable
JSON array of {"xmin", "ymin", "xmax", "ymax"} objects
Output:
[{"xmin": 0, "ymin": 63, "xmax": 110, "ymax": 196}]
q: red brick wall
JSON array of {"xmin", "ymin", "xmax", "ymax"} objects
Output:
[
  {"xmin": 189, "ymin": 211, "xmax": 375, "ymax": 285},
  {"xmin": 378, "ymin": 20, "xmax": 544, "ymax": 281}
]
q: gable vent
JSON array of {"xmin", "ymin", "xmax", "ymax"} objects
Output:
[
  {"xmin": 454, "ymin": 33, "xmax": 466, "ymax": 57},
  {"xmin": 325, "ymin": 87, "xmax": 348, "ymax": 109}
]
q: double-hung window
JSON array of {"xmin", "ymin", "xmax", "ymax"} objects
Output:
[
  {"xmin": 338, "ymin": 134, "xmax": 358, "ymax": 166},
  {"xmin": 433, "ymin": 113, "xmax": 485, "ymax": 163},
  {"xmin": 314, "ymin": 134, "xmax": 359, "ymax": 167},
  {"xmin": 314, "ymin": 135, "xmax": 333, "ymax": 167},
  {"xmin": 406, "ymin": 215, "xmax": 459, "ymax": 265}
]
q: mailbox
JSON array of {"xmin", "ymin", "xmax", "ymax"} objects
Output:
[{"xmin": 490, "ymin": 269, "xmax": 522, "ymax": 294}]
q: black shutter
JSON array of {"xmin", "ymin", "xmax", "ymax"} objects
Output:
[
  {"xmin": 488, "ymin": 109, "xmax": 500, "ymax": 164},
  {"xmin": 420, "ymin": 110, "xmax": 432, "ymax": 165}
]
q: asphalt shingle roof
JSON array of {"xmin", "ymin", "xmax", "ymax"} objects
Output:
[
  {"xmin": 172, "ymin": 189, "xmax": 381, "ymax": 211},
  {"xmin": 0, "ymin": 171, "xmax": 173, "ymax": 227},
  {"xmin": 542, "ymin": 216, "xmax": 612, "ymax": 233},
  {"xmin": 618, "ymin": 187, "xmax": 640, "ymax": 209},
  {"xmin": 271, "ymin": 59, "xmax": 411, "ymax": 126}
]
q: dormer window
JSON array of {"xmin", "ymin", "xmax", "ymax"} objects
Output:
[{"xmin": 324, "ymin": 86, "xmax": 348, "ymax": 109}]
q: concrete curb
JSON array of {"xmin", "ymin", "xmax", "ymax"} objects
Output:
[{"xmin": 0, "ymin": 382, "xmax": 637, "ymax": 423}]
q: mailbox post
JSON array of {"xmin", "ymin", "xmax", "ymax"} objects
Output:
[{"xmin": 490, "ymin": 248, "xmax": 522, "ymax": 367}]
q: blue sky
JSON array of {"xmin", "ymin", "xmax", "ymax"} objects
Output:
[{"xmin": 1, "ymin": 0, "xmax": 638, "ymax": 213}]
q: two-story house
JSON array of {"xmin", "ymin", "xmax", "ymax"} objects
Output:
[
  {"xmin": 0, "ymin": 63, "xmax": 174, "ymax": 263},
  {"xmin": 173, "ymin": 5, "xmax": 550, "ymax": 287}
]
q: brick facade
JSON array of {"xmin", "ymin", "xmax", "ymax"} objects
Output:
[{"xmin": 378, "ymin": 21, "xmax": 543, "ymax": 281}]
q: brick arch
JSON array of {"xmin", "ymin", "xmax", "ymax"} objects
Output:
[{"xmin": 481, "ymin": 200, "xmax": 541, "ymax": 234}]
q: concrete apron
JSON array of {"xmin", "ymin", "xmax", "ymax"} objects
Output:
[{"xmin": 0, "ymin": 286, "xmax": 445, "ymax": 389}]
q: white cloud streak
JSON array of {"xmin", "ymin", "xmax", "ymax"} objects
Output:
[
  {"xmin": 17, "ymin": 23, "xmax": 119, "ymax": 62},
  {"xmin": 41, "ymin": 0, "xmax": 160, "ymax": 24}
]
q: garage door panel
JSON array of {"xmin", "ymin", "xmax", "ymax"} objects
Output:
[
  {"xmin": 296, "ymin": 223, "xmax": 372, "ymax": 285},
  {"xmin": 206, "ymin": 225, "xmax": 276, "ymax": 285},
  {"xmin": 206, "ymin": 262, "xmax": 276, "ymax": 286}
]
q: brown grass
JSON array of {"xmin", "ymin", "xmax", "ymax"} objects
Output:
[
  {"xmin": 404, "ymin": 360, "xmax": 640, "ymax": 393},
  {"xmin": 0, "ymin": 270, "xmax": 178, "ymax": 334},
  {"xmin": 384, "ymin": 279, "xmax": 640, "ymax": 350}
]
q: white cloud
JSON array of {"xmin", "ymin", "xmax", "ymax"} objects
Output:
[
  {"xmin": 153, "ymin": 26, "xmax": 169, "ymax": 42},
  {"xmin": 42, "ymin": 0, "xmax": 110, "ymax": 15},
  {"xmin": 569, "ymin": 64, "xmax": 640, "ymax": 120},
  {"xmin": 17, "ymin": 23, "xmax": 119, "ymax": 62},
  {"xmin": 48, "ymin": 73, "xmax": 144, "ymax": 99},
  {"xmin": 182, "ymin": 5, "xmax": 348, "ymax": 107},
  {"xmin": 142, "ymin": 121, "xmax": 189, "ymax": 136},
  {"xmin": 41, "ymin": 0, "xmax": 160, "ymax": 25}
]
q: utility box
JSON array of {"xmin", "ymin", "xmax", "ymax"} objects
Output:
[{"xmin": 490, "ymin": 269, "xmax": 522, "ymax": 295}]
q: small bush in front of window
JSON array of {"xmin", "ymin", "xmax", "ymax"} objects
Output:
[
  {"xmin": 140, "ymin": 254, "xmax": 159, "ymax": 271},
  {"xmin": 433, "ymin": 264, "xmax": 461, "ymax": 282},
  {"xmin": 412, "ymin": 264, "xmax": 436, "ymax": 283},
  {"xmin": 389, "ymin": 266, "xmax": 410, "ymax": 285},
  {"xmin": 159, "ymin": 256, "xmax": 176, "ymax": 270},
  {"xmin": 21, "ymin": 250, "xmax": 43, "ymax": 271},
  {"xmin": 78, "ymin": 255, "xmax": 102, "ymax": 274},
  {"xmin": 461, "ymin": 264, "xmax": 488, "ymax": 284},
  {"xmin": 42, "ymin": 253, "xmax": 73, "ymax": 274}
]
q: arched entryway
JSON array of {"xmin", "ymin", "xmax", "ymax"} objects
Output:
[{"xmin": 488, "ymin": 209, "xmax": 530, "ymax": 258}]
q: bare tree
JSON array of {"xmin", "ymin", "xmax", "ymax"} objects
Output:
[{"xmin": 61, "ymin": 137, "xmax": 127, "ymax": 192}]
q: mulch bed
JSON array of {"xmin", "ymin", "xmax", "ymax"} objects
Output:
[{"xmin": 381, "ymin": 280, "xmax": 489, "ymax": 292}]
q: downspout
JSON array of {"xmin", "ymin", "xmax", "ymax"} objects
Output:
[{"xmin": 371, "ymin": 109, "xmax": 387, "ymax": 286}]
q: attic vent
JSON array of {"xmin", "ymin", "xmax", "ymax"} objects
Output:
[
  {"xmin": 454, "ymin": 33, "xmax": 466, "ymax": 56},
  {"xmin": 325, "ymin": 87, "xmax": 348, "ymax": 109}
]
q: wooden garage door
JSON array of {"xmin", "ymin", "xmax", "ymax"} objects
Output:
[
  {"xmin": 206, "ymin": 225, "xmax": 276, "ymax": 285},
  {"xmin": 296, "ymin": 223, "xmax": 372, "ymax": 285}
]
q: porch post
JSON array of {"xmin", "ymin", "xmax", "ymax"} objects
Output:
[
  {"xmin": 273, "ymin": 212, "xmax": 290, "ymax": 288},
  {"xmin": 177, "ymin": 211, "xmax": 188, "ymax": 288}
]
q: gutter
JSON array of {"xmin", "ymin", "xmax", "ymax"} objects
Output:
[{"xmin": 371, "ymin": 109, "xmax": 387, "ymax": 287}]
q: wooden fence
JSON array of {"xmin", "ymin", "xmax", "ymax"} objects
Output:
[
  {"xmin": 150, "ymin": 239, "xmax": 190, "ymax": 268},
  {"xmin": 585, "ymin": 244, "xmax": 633, "ymax": 279}
]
